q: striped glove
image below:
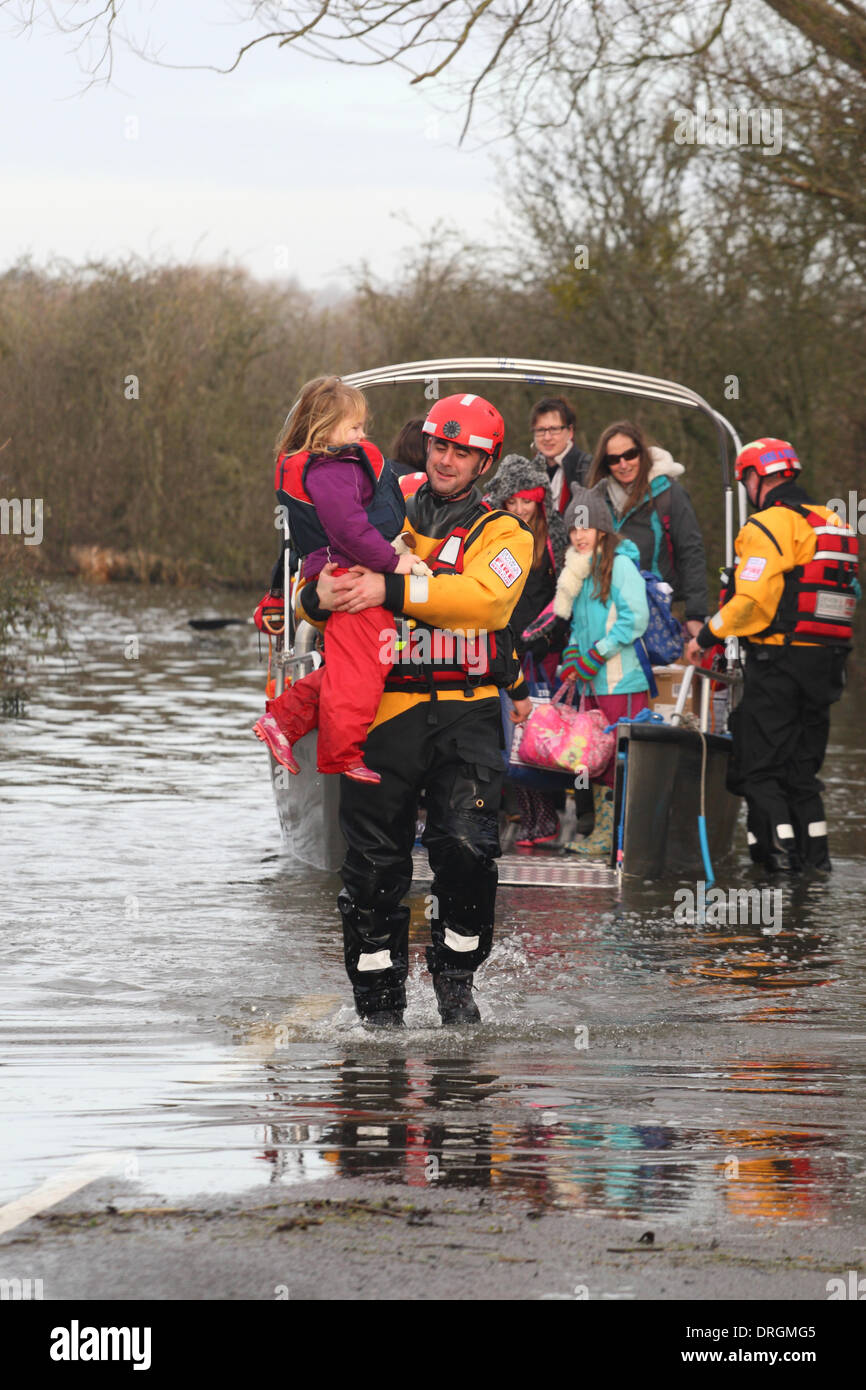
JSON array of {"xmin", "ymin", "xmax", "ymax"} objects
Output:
[
  {"xmin": 562, "ymin": 643, "xmax": 604, "ymax": 683},
  {"xmin": 559, "ymin": 643, "xmax": 580, "ymax": 681}
]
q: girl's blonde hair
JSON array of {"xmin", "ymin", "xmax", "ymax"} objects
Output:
[{"xmin": 275, "ymin": 376, "xmax": 369, "ymax": 460}]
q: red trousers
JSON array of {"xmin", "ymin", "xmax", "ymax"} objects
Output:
[
  {"xmin": 267, "ymin": 605, "xmax": 394, "ymax": 773},
  {"xmin": 592, "ymin": 690, "xmax": 650, "ymax": 787}
]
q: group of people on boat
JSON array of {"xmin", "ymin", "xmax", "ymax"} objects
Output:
[
  {"xmin": 255, "ymin": 384, "xmax": 711, "ymax": 856},
  {"xmin": 478, "ymin": 399, "xmax": 710, "ymax": 855},
  {"xmin": 250, "ymin": 375, "xmax": 858, "ymax": 1027}
]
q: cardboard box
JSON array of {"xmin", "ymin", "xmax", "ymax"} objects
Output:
[{"xmin": 651, "ymin": 663, "xmax": 699, "ymax": 713}]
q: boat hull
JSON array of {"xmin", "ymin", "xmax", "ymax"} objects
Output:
[
  {"xmin": 269, "ymin": 723, "xmax": 741, "ymax": 884},
  {"xmin": 613, "ymin": 722, "xmax": 740, "ymax": 878},
  {"xmin": 270, "ymin": 732, "xmax": 345, "ymax": 872}
]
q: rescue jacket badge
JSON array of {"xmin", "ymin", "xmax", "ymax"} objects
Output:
[
  {"xmin": 740, "ymin": 556, "xmax": 767, "ymax": 582},
  {"xmin": 489, "ymin": 547, "xmax": 523, "ymax": 587}
]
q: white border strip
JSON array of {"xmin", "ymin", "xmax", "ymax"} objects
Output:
[{"xmin": 0, "ymin": 1151, "xmax": 134, "ymax": 1238}]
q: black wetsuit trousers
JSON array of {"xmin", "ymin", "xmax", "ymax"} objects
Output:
[
  {"xmin": 726, "ymin": 644, "xmax": 848, "ymax": 869},
  {"xmin": 338, "ymin": 696, "xmax": 503, "ymax": 1013}
]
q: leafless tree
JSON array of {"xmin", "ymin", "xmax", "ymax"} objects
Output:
[{"xmin": 5, "ymin": 2, "xmax": 865, "ymax": 124}]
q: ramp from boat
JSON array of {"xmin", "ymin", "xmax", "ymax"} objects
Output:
[
  {"xmin": 411, "ymin": 848, "xmax": 618, "ymax": 889},
  {"xmin": 272, "ymin": 746, "xmax": 618, "ymax": 886}
]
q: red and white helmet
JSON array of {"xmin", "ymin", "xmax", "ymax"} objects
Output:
[
  {"xmin": 422, "ymin": 393, "xmax": 505, "ymax": 463},
  {"xmin": 734, "ymin": 438, "xmax": 801, "ymax": 483}
]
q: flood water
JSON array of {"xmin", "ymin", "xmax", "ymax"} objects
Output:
[{"xmin": 2, "ymin": 583, "xmax": 866, "ymax": 1231}]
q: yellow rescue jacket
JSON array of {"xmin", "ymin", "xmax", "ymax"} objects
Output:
[
  {"xmin": 707, "ymin": 483, "xmax": 858, "ymax": 648},
  {"xmin": 300, "ymin": 482, "xmax": 534, "ymax": 730}
]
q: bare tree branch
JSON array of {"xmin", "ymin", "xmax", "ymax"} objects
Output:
[{"xmin": 763, "ymin": 0, "xmax": 866, "ymax": 73}]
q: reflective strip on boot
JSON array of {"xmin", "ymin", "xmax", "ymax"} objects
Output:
[
  {"xmin": 444, "ymin": 928, "xmax": 480, "ymax": 953},
  {"xmin": 357, "ymin": 949, "xmax": 393, "ymax": 972}
]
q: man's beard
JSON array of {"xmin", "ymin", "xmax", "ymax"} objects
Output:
[{"xmin": 429, "ymin": 459, "xmax": 487, "ymax": 502}]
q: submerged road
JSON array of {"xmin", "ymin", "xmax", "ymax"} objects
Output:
[{"xmin": 1, "ymin": 585, "xmax": 865, "ymax": 1300}]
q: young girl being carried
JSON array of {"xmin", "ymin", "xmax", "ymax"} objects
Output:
[
  {"xmin": 554, "ymin": 483, "xmax": 650, "ymax": 857},
  {"xmin": 252, "ymin": 376, "xmax": 427, "ymax": 784}
]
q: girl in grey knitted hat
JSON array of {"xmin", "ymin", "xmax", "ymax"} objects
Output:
[
  {"xmin": 553, "ymin": 482, "xmax": 651, "ymax": 858},
  {"xmin": 484, "ymin": 455, "xmax": 570, "ymax": 846},
  {"xmin": 562, "ymin": 481, "xmax": 616, "ymax": 538}
]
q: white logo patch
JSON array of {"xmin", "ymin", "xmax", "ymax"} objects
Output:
[
  {"xmin": 489, "ymin": 547, "xmax": 523, "ymax": 587},
  {"xmin": 815, "ymin": 591, "xmax": 856, "ymax": 620},
  {"xmin": 739, "ymin": 555, "xmax": 767, "ymax": 582},
  {"xmin": 437, "ymin": 534, "xmax": 462, "ymax": 566}
]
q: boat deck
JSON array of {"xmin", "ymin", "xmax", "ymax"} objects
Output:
[{"xmin": 411, "ymin": 847, "xmax": 618, "ymax": 889}]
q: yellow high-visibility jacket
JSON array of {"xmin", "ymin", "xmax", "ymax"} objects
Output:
[
  {"xmin": 705, "ymin": 492, "xmax": 857, "ymax": 648},
  {"xmin": 300, "ymin": 485, "xmax": 534, "ymax": 729}
]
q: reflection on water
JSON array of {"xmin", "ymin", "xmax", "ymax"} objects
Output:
[
  {"xmin": 1, "ymin": 585, "xmax": 865, "ymax": 1230},
  {"xmin": 245, "ymin": 1047, "xmax": 849, "ymax": 1224}
]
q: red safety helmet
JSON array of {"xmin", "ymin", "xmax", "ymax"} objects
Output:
[
  {"xmin": 422, "ymin": 393, "xmax": 505, "ymax": 463},
  {"xmin": 734, "ymin": 438, "xmax": 801, "ymax": 484}
]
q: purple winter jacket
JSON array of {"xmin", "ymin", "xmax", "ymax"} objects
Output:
[{"xmin": 303, "ymin": 451, "xmax": 401, "ymax": 579}]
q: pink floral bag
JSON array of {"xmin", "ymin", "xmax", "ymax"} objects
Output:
[{"xmin": 519, "ymin": 683, "xmax": 615, "ymax": 779}]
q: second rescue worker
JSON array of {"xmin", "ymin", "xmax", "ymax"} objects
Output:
[
  {"xmin": 305, "ymin": 394, "xmax": 534, "ymax": 1027},
  {"xmin": 686, "ymin": 437, "xmax": 858, "ymax": 874}
]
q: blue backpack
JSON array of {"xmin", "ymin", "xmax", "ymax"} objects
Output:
[{"xmin": 637, "ymin": 566, "xmax": 684, "ymax": 665}]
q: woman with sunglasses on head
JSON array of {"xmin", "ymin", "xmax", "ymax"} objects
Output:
[{"xmin": 588, "ymin": 421, "xmax": 708, "ymax": 640}]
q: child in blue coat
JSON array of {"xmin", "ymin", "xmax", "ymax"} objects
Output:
[{"xmin": 554, "ymin": 483, "xmax": 650, "ymax": 857}]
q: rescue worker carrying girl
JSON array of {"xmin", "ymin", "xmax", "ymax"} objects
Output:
[
  {"xmin": 299, "ymin": 392, "xmax": 534, "ymax": 1027},
  {"xmin": 685, "ymin": 438, "xmax": 858, "ymax": 874}
]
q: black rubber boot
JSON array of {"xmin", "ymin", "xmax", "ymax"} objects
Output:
[
  {"xmin": 361, "ymin": 1008, "xmax": 405, "ymax": 1029},
  {"xmin": 431, "ymin": 969, "xmax": 481, "ymax": 1026},
  {"xmin": 353, "ymin": 983, "xmax": 406, "ymax": 1029}
]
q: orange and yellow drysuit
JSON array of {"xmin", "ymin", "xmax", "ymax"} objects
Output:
[
  {"xmin": 298, "ymin": 479, "xmax": 534, "ymax": 1015},
  {"xmin": 695, "ymin": 479, "xmax": 858, "ymax": 871}
]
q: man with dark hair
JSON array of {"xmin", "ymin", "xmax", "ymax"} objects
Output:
[
  {"xmin": 529, "ymin": 396, "xmax": 592, "ymax": 515},
  {"xmin": 306, "ymin": 393, "xmax": 533, "ymax": 1028}
]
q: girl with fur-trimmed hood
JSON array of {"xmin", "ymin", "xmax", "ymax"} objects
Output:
[
  {"xmin": 556, "ymin": 482, "xmax": 651, "ymax": 858},
  {"xmin": 483, "ymin": 454, "xmax": 570, "ymax": 847}
]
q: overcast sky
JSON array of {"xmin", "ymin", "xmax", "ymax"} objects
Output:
[{"xmin": 1, "ymin": 1, "xmax": 501, "ymax": 292}]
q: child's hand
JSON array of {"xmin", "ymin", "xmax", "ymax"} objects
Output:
[
  {"xmin": 394, "ymin": 553, "xmax": 416, "ymax": 574},
  {"xmin": 559, "ymin": 644, "xmax": 580, "ymax": 682},
  {"xmin": 509, "ymin": 697, "xmax": 533, "ymax": 724}
]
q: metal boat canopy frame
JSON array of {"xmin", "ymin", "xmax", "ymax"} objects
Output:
[
  {"xmin": 275, "ymin": 357, "xmax": 747, "ymax": 882},
  {"xmin": 339, "ymin": 357, "xmax": 745, "ymax": 569}
]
